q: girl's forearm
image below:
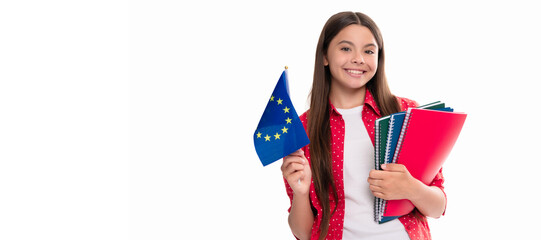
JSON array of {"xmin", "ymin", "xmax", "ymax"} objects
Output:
[
  {"xmin": 288, "ymin": 192, "xmax": 314, "ymax": 240},
  {"xmin": 408, "ymin": 180, "xmax": 446, "ymax": 218}
]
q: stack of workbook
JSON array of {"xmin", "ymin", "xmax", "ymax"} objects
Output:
[{"xmin": 374, "ymin": 101, "xmax": 467, "ymax": 223}]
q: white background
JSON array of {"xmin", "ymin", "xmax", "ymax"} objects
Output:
[{"xmin": 1, "ymin": 0, "xmax": 540, "ymax": 239}]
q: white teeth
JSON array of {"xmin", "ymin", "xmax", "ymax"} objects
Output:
[{"xmin": 347, "ymin": 70, "xmax": 364, "ymax": 74}]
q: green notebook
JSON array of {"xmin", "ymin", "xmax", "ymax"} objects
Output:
[{"xmin": 375, "ymin": 115, "xmax": 391, "ymax": 170}]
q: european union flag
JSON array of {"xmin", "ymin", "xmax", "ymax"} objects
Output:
[{"xmin": 254, "ymin": 68, "xmax": 310, "ymax": 166}]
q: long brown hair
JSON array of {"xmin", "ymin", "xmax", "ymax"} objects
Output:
[{"xmin": 308, "ymin": 11, "xmax": 401, "ymax": 239}]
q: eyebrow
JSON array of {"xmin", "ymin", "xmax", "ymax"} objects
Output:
[{"xmin": 337, "ymin": 40, "xmax": 377, "ymax": 48}]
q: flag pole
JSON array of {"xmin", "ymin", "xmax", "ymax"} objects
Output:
[{"xmin": 284, "ymin": 65, "xmax": 298, "ymax": 183}]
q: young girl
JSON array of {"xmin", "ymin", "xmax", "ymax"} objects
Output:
[{"xmin": 281, "ymin": 12, "xmax": 446, "ymax": 240}]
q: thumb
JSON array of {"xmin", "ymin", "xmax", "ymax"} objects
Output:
[{"xmin": 381, "ymin": 163, "xmax": 406, "ymax": 172}]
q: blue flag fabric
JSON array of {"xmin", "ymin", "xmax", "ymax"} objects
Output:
[{"xmin": 254, "ymin": 70, "xmax": 310, "ymax": 166}]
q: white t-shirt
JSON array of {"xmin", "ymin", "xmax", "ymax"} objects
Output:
[{"xmin": 336, "ymin": 106, "xmax": 409, "ymax": 240}]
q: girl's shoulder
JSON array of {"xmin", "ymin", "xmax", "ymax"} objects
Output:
[{"xmin": 396, "ymin": 96, "xmax": 419, "ymax": 111}]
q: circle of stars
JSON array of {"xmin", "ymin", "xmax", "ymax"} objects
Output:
[{"xmin": 255, "ymin": 95, "xmax": 292, "ymax": 142}]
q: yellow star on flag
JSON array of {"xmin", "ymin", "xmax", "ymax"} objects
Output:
[
  {"xmin": 264, "ymin": 134, "xmax": 271, "ymax": 141},
  {"xmin": 281, "ymin": 126, "xmax": 288, "ymax": 133},
  {"xmin": 270, "ymin": 96, "xmax": 274, "ymax": 101},
  {"xmin": 256, "ymin": 132, "xmax": 262, "ymax": 138},
  {"xmin": 274, "ymin": 133, "xmax": 281, "ymax": 140},
  {"xmin": 283, "ymin": 106, "xmax": 290, "ymax": 113},
  {"xmin": 285, "ymin": 117, "xmax": 292, "ymax": 124},
  {"xmin": 277, "ymin": 98, "xmax": 283, "ymax": 105}
]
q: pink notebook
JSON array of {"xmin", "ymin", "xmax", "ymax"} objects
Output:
[{"xmin": 382, "ymin": 108, "xmax": 467, "ymax": 219}]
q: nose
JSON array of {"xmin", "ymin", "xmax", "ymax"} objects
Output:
[{"xmin": 352, "ymin": 53, "xmax": 364, "ymax": 64}]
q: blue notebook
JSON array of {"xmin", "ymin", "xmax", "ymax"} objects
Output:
[{"xmin": 384, "ymin": 112, "xmax": 406, "ymax": 165}]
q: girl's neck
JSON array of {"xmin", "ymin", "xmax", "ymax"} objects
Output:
[{"xmin": 329, "ymin": 85, "xmax": 366, "ymax": 109}]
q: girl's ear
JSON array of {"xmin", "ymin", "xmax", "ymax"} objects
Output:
[{"xmin": 323, "ymin": 55, "xmax": 329, "ymax": 66}]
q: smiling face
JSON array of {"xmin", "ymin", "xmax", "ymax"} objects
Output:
[{"xmin": 324, "ymin": 24, "xmax": 379, "ymax": 95}]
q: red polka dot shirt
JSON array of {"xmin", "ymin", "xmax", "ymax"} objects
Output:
[{"xmin": 284, "ymin": 89, "xmax": 446, "ymax": 240}]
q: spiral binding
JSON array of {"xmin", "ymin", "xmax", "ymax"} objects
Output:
[
  {"xmin": 393, "ymin": 108, "xmax": 414, "ymax": 163},
  {"xmin": 380, "ymin": 199, "xmax": 388, "ymax": 222},
  {"xmin": 375, "ymin": 120, "xmax": 380, "ymax": 170},
  {"xmin": 374, "ymin": 120, "xmax": 381, "ymax": 222},
  {"xmin": 384, "ymin": 117, "xmax": 395, "ymax": 164},
  {"xmin": 379, "ymin": 116, "xmax": 396, "ymax": 223}
]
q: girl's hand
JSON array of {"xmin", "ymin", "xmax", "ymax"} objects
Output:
[
  {"xmin": 367, "ymin": 163, "xmax": 422, "ymax": 201},
  {"xmin": 281, "ymin": 149, "xmax": 311, "ymax": 196}
]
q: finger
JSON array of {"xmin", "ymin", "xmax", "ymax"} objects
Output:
[
  {"xmin": 282, "ymin": 156, "xmax": 305, "ymax": 170},
  {"xmin": 287, "ymin": 170, "xmax": 305, "ymax": 185},
  {"xmin": 371, "ymin": 190, "xmax": 386, "ymax": 199},
  {"xmin": 368, "ymin": 169, "xmax": 385, "ymax": 179},
  {"xmin": 381, "ymin": 163, "xmax": 406, "ymax": 172},
  {"xmin": 367, "ymin": 178, "xmax": 383, "ymax": 187},
  {"xmin": 280, "ymin": 158, "xmax": 288, "ymax": 172},
  {"xmin": 287, "ymin": 162, "xmax": 305, "ymax": 173},
  {"xmin": 283, "ymin": 162, "xmax": 305, "ymax": 177},
  {"xmin": 369, "ymin": 184, "xmax": 384, "ymax": 192},
  {"xmin": 286, "ymin": 151, "xmax": 306, "ymax": 163},
  {"xmin": 282, "ymin": 160, "xmax": 305, "ymax": 177}
]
